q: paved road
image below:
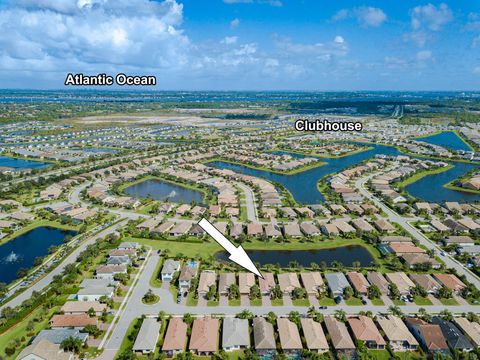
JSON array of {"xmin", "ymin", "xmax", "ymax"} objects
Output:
[
  {"xmin": 0, "ymin": 220, "xmax": 128, "ymax": 311},
  {"xmin": 236, "ymin": 182, "xmax": 258, "ymax": 222},
  {"xmin": 355, "ymin": 175, "xmax": 480, "ymax": 289}
]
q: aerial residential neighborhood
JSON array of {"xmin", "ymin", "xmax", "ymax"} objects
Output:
[{"xmin": 1, "ymin": 0, "xmax": 480, "ymax": 359}]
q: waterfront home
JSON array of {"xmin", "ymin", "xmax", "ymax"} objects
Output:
[
  {"xmin": 332, "ymin": 220, "xmax": 355, "ymax": 234},
  {"xmin": 247, "ymin": 223, "xmax": 263, "ymax": 236},
  {"xmin": 373, "ymin": 219, "xmax": 396, "ymax": 232},
  {"xmin": 445, "ymin": 202, "xmax": 463, "ymax": 213},
  {"xmin": 277, "ymin": 318, "xmax": 302, "ymax": 357},
  {"xmin": 346, "ymin": 271, "xmax": 369, "ymax": 296},
  {"xmin": 325, "ymin": 272, "xmax": 350, "ymax": 297},
  {"xmin": 178, "ymin": 261, "xmax": 199, "ymax": 291},
  {"xmin": 162, "ymin": 318, "xmax": 188, "ymax": 356},
  {"xmin": 295, "ymin": 207, "xmax": 315, "ymax": 218},
  {"xmin": 197, "ymin": 271, "xmax": 217, "ymax": 298},
  {"xmin": 265, "ymin": 223, "xmax": 282, "ymax": 238},
  {"xmin": 454, "ymin": 318, "xmax": 480, "ymax": 347},
  {"xmin": 432, "ymin": 317, "xmax": 473, "ymax": 352},
  {"xmin": 169, "ymin": 222, "xmax": 192, "ymax": 236},
  {"xmin": 283, "ymin": 223, "xmax": 302, "ymax": 237},
  {"xmin": 376, "ymin": 315, "xmax": 419, "ymax": 352},
  {"xmin": 133, "ymin": 318, "xmax": 161, "ymax": 354},
  {"xmin": 443, "ymin": 236, "xmax": 475, "ymax": 247},
  {"xmin": 300, "ymin": 318, "xmax": 329, "ymax": 353},
  {"xmin": 277, "ymin": 273, "xmax": 301, "ymax": 295},
  {"xmin": 95, "ymin": 264, "xmax": 127, "ymax": 280},
  {"xmin": 348, "ymin": 316, "xmax": 386, "ymax": 349},
  {"xmin": 259, "ymin": 272, "xmax": 276, "ymax": 295},
  {"xmin": 222, "ymin": 318, "xmax": 250, "ymax": 351},
  {"xmin": 239, "ymin": 272, "xmax": 255, "ymax": 295},
  {"xmin": 209, "ymin": 205, "xmax": 221, "ymax": 217},
  {"xmin": 409, "ymin": 274, "xmax": 441, "ymax": 293},
  {"xmin": 191, "ymin": 205, "xmax": 206, "ymax": 217},
  {"xmin": 219, "ymin": 273, "xmax": 236, "ymax": 296},
  {"xmin": 76, "ymin": 286, "xmax": 114, "ymax": 302},
  {"xmin": 281, "ymin": 207, "xmax": 297, "ymax": 219},
  {"xmin": 189, "ymin": 317, "xmax": 219, "ymax": 356},
  {"xmin": 366, "ymin": 271, "xmax": 389, "ymax": 295},
  {"xmin": 300, "ymin": 222, "xmax": 321, "ymax": 236},
  {"xmin": 405, "ymin": 318, "xmax": 449, "ymax": 356},
  {"xmin": 49, "ymin": 314, "xmax": 97, "ymax": 330},
  {"xmin": 385, "ymin": 272, "xmax": 415, "ymax": 295},
  {"xmin": 17, "ymin": 339, "xmax": 73, "ymax": 360},
  {"xmin": 176, "ymin": 204, "xmax": 191, "ymax": 216},
  {"xmin": 161, "ymin": 259, "xmax": 181, "ymax": 282},
  {"xmin": 387, "ymin": 242, "xmax": 425, "ymax": 255},
  {"xmin": 324, "ymin": 316, "xmax": 356, "ymax": 358},
  {"xmin": 230, "ymin": 223, "xmax": 244, "ymax": 238},
  {"xmin": 253, "ymin": 317, "xmax": 276, "ymax": 357},
  {"xmin": 32, "ymin": 329, "xmax": 88, "ymax": 346},
  {"xmin": 61, "ymin": 301, "xmax": 106, "ymax": 316},
  {"xmin": 321, "ymin": 223, "xmax": 339, "ymax": 236},
  {"xmin": 300, "ymin": 272, "xmax": 324, "ymax": 296},
  {"xmin": 433, "ymin": 274, "xmax": 466, "ymax": 294},
  {"xmin": 351, "ymin": 218, "xmax": 375, "ymax": 232},
  {"xmin": 330, "ymin": 204, "xmax": 347, "ymax": 214}
]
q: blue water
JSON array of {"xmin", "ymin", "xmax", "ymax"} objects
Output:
[
  {"xmin": 124, "ymin": 179, "xmax": 204, "ymax": 204},
  {"xmin": 415, "ymin": 131, "xmax": 471, "ymax": 152},
  {"xmin": 0, "ymin": 227, "xmax": 77, "ymax": 284},
  {"xmin": 0, "ymin": 156, "xmax": 49, "ymax": 170},
  {"xmin": 208, "ymin": 144, "xmax": 480, "ymax": 204}
]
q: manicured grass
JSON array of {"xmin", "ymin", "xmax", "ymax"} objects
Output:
[
  {"xmin": 229, "ymin": 299, "xmax": 241, "ymax": 306},
  {"xmin": 367, "ymin": 350, "xmax": 391, "ymax": 360},
  {"xmin": 292, "ymin": 298, "xmax": 310, "ymax": 306},
  {"xmin": 271, "ymin": 298, "xmax": 284, "ymax": 306},
  {"xmin": 396, "ymin": 165, "xmax": 454, "ymax": 188},
  {"xmin": 414, "ymin": 296, "xmax": 433, "ymax": 306},
  {"xmin": 149, "ymin": 257, "xmax": 163, "ymax": 288},
  {"xmin": 393, "ymin": 299, "xmax": 406, "ymax": 306},
  {"xmin": 393, "ymin": 351, "xmax": 425, "ymax": 360},
  {"xmin": 207, "ymin": 300, "xmax": 219, "ymax": 306},
  {"xmin": 440, "ymin": 298, "xmax": 458, "ymax": 306},
  {"xmin": 186, "ymin": 292, "xmax": 198, "ymax": 306},
  {"xmin": 318, "ymin": 297, "xmax": 337, "ymax": 306},
  {"xmin": 141, "ymin": 294, "xmax": 160, "ymax": 305},
  {"xmin": 345, "ymin": 297, "xmax": 363, "ymax": 306},
  {"xmin": 371, "ymin": 298, "xmax": 384, "ymax": 306},
  {"xmin": 250, "ymin": 298, "xmax": 262, "ymax": 306},
  {"xmin": 169, "ymin": 285, "xmax": 179, "ymax": 301}
]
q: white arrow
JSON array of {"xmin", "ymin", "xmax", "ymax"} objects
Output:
[{"xmin": 198, "ymin": 218, "xmax": 263, "ymax": 278}]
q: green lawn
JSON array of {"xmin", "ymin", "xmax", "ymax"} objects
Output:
[
  {"xmin": 292, "ymin": 298, "xmax": 310, "ymax": 306},
  {"xmin": 371, "ymin": 298, "xmax": 384, "ymax": 306},
  {"xmin": 367, "ymin": 350, "xmax": 391, "ymax": 360},
  {"xmin": 318, "ymin": 297, "xmax": 337, "ymax": 306},
  {"xmin": 393, "ymin": 299, "xmax": 406, "ymax": 306},
  {"xmin": 149, "ymin": 257, "xmax": 163, "ymax": 288},
  {"xmin": 186, "ymin": 292, "xmax": 198, "ymax": 306},
  {"xmin": 440, "ymin": 298, "xmax": 458, "ymax": 306},
  {"xmin": 271, "ymin": 298, "xmax": 284, "ymax": 306},
  {"xmin": 207, "ymin": 300, "xmax": 219, "ymax": 306},
  {"xmin": 250, "ymin": 298, "xmax": 262, "ymax": 306},
  {"xmin": 345, "ymin": 297, "xmax": 363, "ymax": 306},
  {"xmin": 229, "ymin": 299, "xmax": 241, "ymax": 306},
  {"xmin": 414, "ymin": 296, "xmax": 433, "ymax": 306}
]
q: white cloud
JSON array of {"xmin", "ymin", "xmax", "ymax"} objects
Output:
[
  {"xmin": 221, "ymin": 36, "xmax": 238, "ymax": 45},
  {"xmin": 0, "ymin": 0, "xmax": 189, "ymax": 72},
  {"xmin": 334, "ymin": 36, "xmax": 345, "ymax": 44},
  {"xmin": 416, "ymin": 50, "xmax": 432, "ymax": 61},
  {"xmin": 230, "ymin": 18, "xmax": 240, "ymax": 29},
  {"xmin": 333, "ymin": 6, "xmax": 387, "ymax": 28},
  {"xmin": 474, "ymin": 66, "xmax": 480, "ymax": 75},
  {"xmin": 410, "ymin": 3, "xmax": 453, "ymax": 31},
  {"xmin": 273, "ymin": 35, "xmax": 348, "ymax": 59},
  {"xmin": 223, "ymin": 0, "xmax": 282, "ymax": 6}
]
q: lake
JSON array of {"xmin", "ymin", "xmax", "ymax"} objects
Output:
[
  {"xmin": 208, "ymin": 143, "xmax": 480, "ymax": 203},
  {"xmin": 0, "ymin": 156, "xmax": 49, "ymax": 170},
  {"xmin": 124, "ymin": 179, "xmax": 204, "ymax": 204},
  {"xmin": 415, "ymin": 131, "xmax": 472, "ymax": 152},
  {"xmin": 0, "ymin": 227, "xmax": 77, "ymax": 284},
  {"xmin": 215, "ymin": 245, "xmax": 374, "ymax": 267}
]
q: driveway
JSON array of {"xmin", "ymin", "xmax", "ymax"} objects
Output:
[
  {"xmin": 219, "ymin": 294, "xmax": 228, "ymax": 306},
  {"xmin": 428, "ymin": 295, "xmax": 442, "ymax": 305},
  {"xmin": 308, "ymin": 295, "xmax": 319, "ymax": 307},
  {"xmin": 241, "ymin": 295, "xmax": 250, "ymax": 306},
  {"xmin": 283, "ymin": 294, "xmax": 292, "ymax": 306},
  {"xmin": 262, "ymin": 295, "xmax": 271, "ymax": 306},
  {"xmin": 381, "ymin": 295, "xmax": 393, "ymax": 306}
]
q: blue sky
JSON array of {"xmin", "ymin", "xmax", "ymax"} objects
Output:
[{"xmin": 0, "ymin": 0, "xmax": 479, "ymax": 90}]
